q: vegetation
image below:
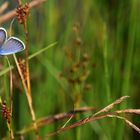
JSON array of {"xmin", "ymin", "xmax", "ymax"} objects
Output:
[{"xmin": 0, "ymin": 0, "xmax": 140, "ymax": 139}]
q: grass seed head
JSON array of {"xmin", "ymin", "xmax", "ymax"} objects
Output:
[
  {"xmin": 16, "ymin": 3, "xmax": 29, "ymax": 24},
  {"xmin": 1, "ymin": 101, "xmax": 11, "ymax": 123}
]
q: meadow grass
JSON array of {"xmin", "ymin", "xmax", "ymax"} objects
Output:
[{"xmin": 0, "ymin": 0, "xmax": 140, "ymax": 139}]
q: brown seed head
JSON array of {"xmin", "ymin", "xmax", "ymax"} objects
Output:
[
  {"xmin": 75, "ymin": 37, "xmax": 82, "ymax": 46},
  {"xmin": 1, "ymin": 101, "xmax": 11, "ymax": 123},
  {"xmin": 16, "ymin": 3, "xmax": 29, "ymax": 24},
  {"xmin": 18, "ymin": 58, "xmax": 27, "ymax": 81}
]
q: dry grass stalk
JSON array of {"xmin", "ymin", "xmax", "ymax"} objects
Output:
[
  {"xmin": 0, "ymin": 1, "xmax": 9, "ymax": 14},
  {"xmin": 16, "ymin": 106, "xmax": 95, "ymax": 135},
  {"xmin": 45, "ymin": 96, "xmax": 140, "ymax": 138},
  {"xmin": 115, "ymin": 109, "xmax": 140, "ymax": 115},
  {"xmin": 92, "ymin": 96, "xmax": 130, "ymax": 117},
  {"xmin": 107, "ymin": 114, "xmax": 140, "ymax": 134},
  {"xmin": 0, "ymin": 0, "xmax": 46, "ymax": 24}
]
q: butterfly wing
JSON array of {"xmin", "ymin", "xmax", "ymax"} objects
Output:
[
  {"xmin": 0, "ymin": 37, "xmax": 25, "ymax": 55},
  {"xmin": 0, "ymin": 27, "xmax": 7, "ymax": 46}
]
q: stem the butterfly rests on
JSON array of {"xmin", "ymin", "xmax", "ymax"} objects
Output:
[
  {"xmin": 15, "ymin": 1, "xmax": 39, "ymax": 138},
  {"xmin": 24, "ymin": 19, "xmax": 39, "ymax": 137}
]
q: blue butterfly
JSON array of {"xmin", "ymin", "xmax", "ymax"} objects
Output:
[{"xmin": 0, "ymin": 27, "xmax": 25, "ymax": 55}]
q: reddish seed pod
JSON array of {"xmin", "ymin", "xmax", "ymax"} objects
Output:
[
  {"xmin": 18, "ymin": 58, "xmax": 27, "ymax": 81},
  {"xmin": 75, "ymin": 37, "xmax": 82, "ymax": 46},
  {"xmin": 1, "ymin": 101, "xmax": 11, "ymax": 123},
  {"xmin": 16, "ymin": 3, "xmax": 29, "ymax": 24}
]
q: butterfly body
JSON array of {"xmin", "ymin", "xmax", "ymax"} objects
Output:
[{"xmin": 0, "ymin": 27, "xmax": 25, "ymax": 55}]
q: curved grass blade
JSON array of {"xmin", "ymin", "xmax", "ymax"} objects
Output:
[{"xmin": 0, "ymin": 42, "xmax": 57, "ymax": 76}]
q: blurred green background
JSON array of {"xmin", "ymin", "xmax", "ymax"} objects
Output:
[{"xmin": 0, "ymin": 0, "xmax": 140, "ymax": 139}]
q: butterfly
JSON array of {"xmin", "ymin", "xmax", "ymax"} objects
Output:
[{"xmin": 0, "ymin": 27, "xmax": 25, "ymax": 55}]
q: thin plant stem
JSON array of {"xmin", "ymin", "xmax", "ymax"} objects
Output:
[
  {"xmin": 24, "ymin": 21, "xmax": 31, "ymax": 97},
  {"xmin": 14, "ymin": 0, "xmax": 39, "ymax": 137},
  {"xmin": 13, "ymin": 54, "xmax": 28, "ymax": 93},
  {"xmin": 0, "ymin": 42, "xmax": 57, "ymax": 77},
  {"xmin": 23, "ymin": 17, "xmax": 39, "ymax": 137},
  {"xmin": 17, "ymin": 0, "xmax": 22, "ymax": 5},
  {"xmin": 7, "ymin": 121, "xmax": 14, "ymax": 140},
  {"xmin": 103, "ymin": 24, "xmax": 111, "ymax": 103},
  {"xmin": 13, "ymin": 54, "xmax": 39, "ymax": 137},
  {"xmin": 118, "ymin": 1, "xmax": 137, "ymax": 140},
  {"xmin": 0, "ymin": 0, "xmax": 47, "ymax": 24},
  {"xmin": 5, "ymin": 57, "xmax": 14, "ymax": 140},
  {"xmin": 5, "ymin": 57, "xmax": 13, "ymax": 116}
]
